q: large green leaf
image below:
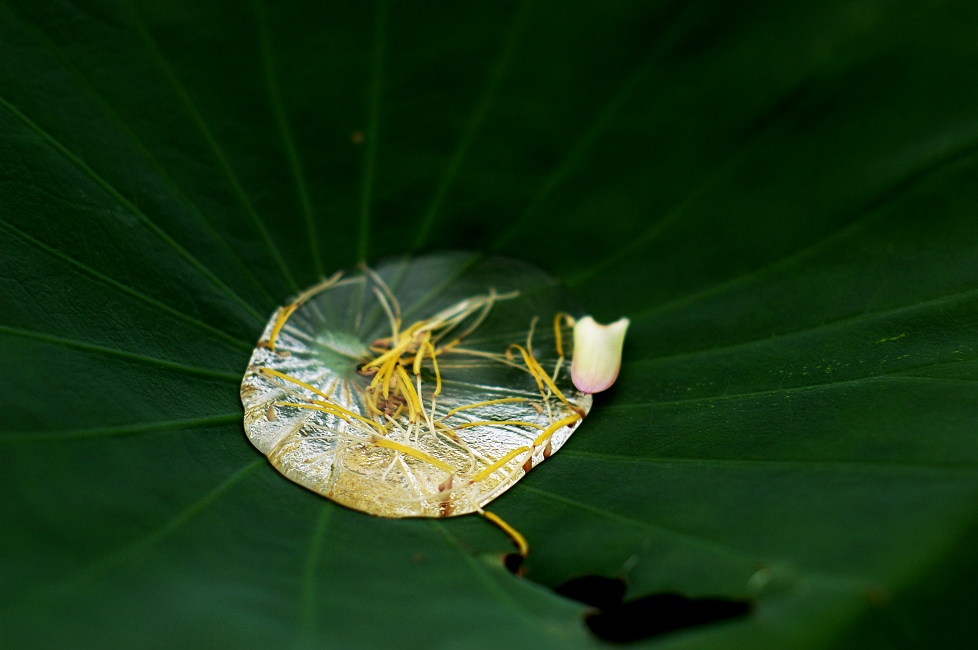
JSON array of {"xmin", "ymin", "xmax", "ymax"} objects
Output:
[{"xmin": 2, "ymin": 0, "xmax": 977, "ymax": 647}]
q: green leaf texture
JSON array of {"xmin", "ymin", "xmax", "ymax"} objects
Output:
[{"xmin": 2, "ymin": 0, "xmax": 978, "ymax": 647}]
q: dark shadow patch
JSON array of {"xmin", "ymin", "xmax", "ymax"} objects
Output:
[
  {"xmin": 555, "ymin": 575, "xmax": 752, "ymax": 643},
  {"xmin": 555, "ymin": 575, "xmax": 627, "ymax": 609},
  {"xmin": 503, "ymin": 552, "xmax": 524, "ymax": 575},
  {"xmin": 587, "ymin": 593, "xmax": 752, "ymax": 643}
]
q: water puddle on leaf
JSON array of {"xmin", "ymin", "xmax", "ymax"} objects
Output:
[{"xmin": 240, "ymin": 253, "xmax": 591, "ymax": 543}]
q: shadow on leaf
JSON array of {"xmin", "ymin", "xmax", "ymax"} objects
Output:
[{"xmin": 555, "ymin": 575, "xmax": 753, "ymax": 643}]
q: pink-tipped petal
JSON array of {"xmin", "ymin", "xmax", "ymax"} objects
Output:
[{"xmin": 570, "ymin": 316, "xmax": 629, "ymax": 394}]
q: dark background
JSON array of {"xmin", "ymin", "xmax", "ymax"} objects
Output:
[{"xmin": 2, "ymin": 0, "xmax": 978, "ymax": 647}]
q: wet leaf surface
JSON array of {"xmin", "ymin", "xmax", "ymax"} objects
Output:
[{"xmin": 2, "ymin": 0, "xmax": 978, "ymax": 647}]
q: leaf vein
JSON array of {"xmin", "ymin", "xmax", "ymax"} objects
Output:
[
  {"xmin": 0, "ymin": 217, "xmax": 252, "ymax": 351},
  {"xmin": 298, "ymin": 503, "xmax": 333, "ymax": 647},
  {"xmin": 0, "ymin": 412, "xmax": 242, "ymax": 443},
  {"xmin": 358, "ymin": 0, "xmax": 389, "ymax": 262},
  {"xmin": 7, "ymin": 5, "xmax": 281, "ymax": 309},
  {"xmin": 626, "ymin": 284, "xmax": 978, "ymax": 368},
  {"xmin": 560, "ymin": 450, "xmax": 978, "ymax": 474},
  {"xmin": 257, "ymin": 0, "xmax": 323, "ymax": 279},
  {"xmin": 0, "ymin": 92, "xmax": 265, "ymax": 323},
  {"xmin": 124, "ymin": 0, "xmax": 299, "ymax": 292},
  {"xmin": 5, "ymin": 459, "xmax": 262, "ymax": 612},
  {"xmin": 0, "ymin": 324, "xmax": 241, "ymax": 382},
  {"xmin": 413, "ymin": 2, "xmax": 530, "ymax": 250}
]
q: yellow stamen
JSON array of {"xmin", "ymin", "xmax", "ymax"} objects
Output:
[
  {"xmin": 266, "ymin": 303, "xmax": 297, "ymax": 351},
  {"xmin": 442, "ymin": 347, "xmax": 532, "ymax": 373},
  {"xmin": 532, "ymin": 413, "xmax": 581, "ymax": 447},
  {"xmin": 261, "ymin": 367, "xmax": 331, "ymax": 399},
  {"xmin": 382, "ymin": 359, "xmax": 397, "ymax": 399},
  {"xmin": 373, "ymin": 287, "xmax": 401, "ymax": 341},
  {"xmin": 509, "ymin": 344, "xmax": 544, "ymax": 392},
  {"xmin": 550, "ymin": 356, "xmax": 564, "ymax": 384},
  {"xmin": 260, "ymin": 368, "xmax": 386, "ymax": 433},
  {"xmin": 400, "ymin": 320, "xmax": 428, "ymax": 339},
  {"xmin": 395, "ymin": 365, "xmax": 421, "ymax": 422},
  {"xmin": 445, "ymin": 397, "xmax": 534, "ymax": 417},
  {"xmin": 481, "ymin": 510, "xmax": 529, "ymax": 557},
  {"xmin": 425, "ymin": 340, "xmax": 442, "ymax": 395},
  {"xmin": 510, "ymin": 343, "xmax": 572, "ymax": 407},
  {"xmin": 371, "ymin": 437, "xmax": 455, "ymax": 474},
  {"xmin": 554, "ymin": 312, "xmax": 573, "ymax": 358},
  {"xmin": 412, "ymin": 331, "xmax": 432, "ymax": 375},
  {"xmin": 369, "ymin": 357, "xmax": 392, "ymax": 392},
  {"xmin": 362, "ymin": 264, "xmax": 401, "ymax": 320},
  {"xmin": 526, "ymin": 315, "xmax": 538, "ymax": 354},
  {"xmin": 273, "ymin": 401, "xmax": 387, "ymax": 435},
  {"xmin": 453, "ymin": 421, "xmax": 544, "ymax": 431},
  {"xmin": 364, "ymin": 382, "xmax": 381, "ymax": 415},
  {"xmin": 364, "ymin": 335, "xmax": 414, "ymax": 369},
  {"xmin": 436, "ymin": 288, "xmax": 499, "ymax": 348},
  {"xmin": 266, "ymin": 271, "xmax": 344, "ymax": 350},
  {"xmin": 528, "ymin": 354, "xmax": 570, "ymax": 406},
  {"xmin": 416, "ymin": 374, "xmax": 430, "ymax": 426},
  {"xmin": 292, "ymin": 270, "xmax": 344, "ymax": 305},
  {"xmin": 472, "ymin": 446, "xmax": 531, "ymax": 482}
]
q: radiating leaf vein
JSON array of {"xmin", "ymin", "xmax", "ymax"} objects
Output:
[
  {"xmin": 358, "ymin": 0, "xmax": 389, "ymax": 263},
  {"xmin": 0, "ymin": 325, "xmax": 241, "ymax": 382},
  {"xmin": 124, "ymin": 0, "xmax": 300, "ymax": 293},
  {"xmin": 626, "ymin": 284, "xmax": 978, "ymax": 369},
  {"xmin": 7, "ymin": 5, "xmax": 281, "ymax": 309},
  {"xmin": 560, "ymin": 450, "xmax": 978, "ymax": 475},
  {"xmin": 412, "ymin": 2, "xmax": 530, "ymax": 251},
  {"xmin": 5, "ymin": 459, "xmax": 261, "ymax": 612},
  {"xmin": 0, "ymin": 412, "xmax": 242, "ymax": 443},
  {"xmin": 0, "ymin": 92, "xmax": 265, "ymax": 323},
  {"xmin": 257, "ymin": 0, "xmax": 323, "ymax": 280},
  {"xmin": 0, "ymin": 218, "xmax": 252, "ymax": 351}
]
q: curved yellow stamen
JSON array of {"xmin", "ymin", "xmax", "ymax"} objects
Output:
[
  {"xmin": 371, "ymin": 437, "xmax": 455, "ymax": 474},
  {"xmin": 382, "ymin": 359, "xmax": 398, "ymax": 400},
  {"xmin": 425, "ymin": 340, "xmax": 442, "ymax": 395},
  {"xmin": 553, "ymin": 312, "xmax": 574, "ymax": 358},
  {"xmin": 445, "ymin": 397, "xmax": 534, "ymax": 417},
  {"xmin": 260, "ymin": 367, "xmax": 330, "ymax": 399},
  {"xmin": 532, "ymin": 413, "xmax": 581, "ymax": 447},
  {"xmin": 481, "ymin": 510, "xmax": 529, "ymax": 557},
  {"xmin": 509, "ymin": 344, "xmax": 544, "ymax": 392},
  {"xmin": 529, "ymin": 354, "xmax": 570, "ymax": 405},
  {"xmin": 412, "ymin": 331, "xmax": 432, "ymax": 375},
  {"xmin": 364, "ymin": 336, "xmax": 414, "ymax": 369},
  {"xmin": 266, "ymin": 303, "xmax": 298, "ymax": 351},
  {"xmin": 472, "ymin": 446, "xmax": 531, "ymax": 482},
  {"xmin": 395, "ymin": 365, "xmax": 421, "ymax": 422},
  {"xmin": 293, "ymin": 270, "xmax": 344, "ymax": 305},
  {"xmin": 526, "ymin": 315, "xmax": 538, "ymax": 354},
  {"xmin": 439, "ymin": 347, "xmax": 530, "ymax": 374},
  {"xmin": 273, "ymin": 401, "xmax": 387, "ymax": 435},
  {"xmin": 261, "ymin": 368, "xmax": 386, "ymax": 434},
  {"xmin": 266, "ymin": 271, "xmax": 344, "ymax": 350},
  {"xmin": 453, "ymin": 420, "xmax": 544, "ymax": 431},
  {"xmin": 510, "ymin": 343, "xmax": 572, "ymax": 408}
]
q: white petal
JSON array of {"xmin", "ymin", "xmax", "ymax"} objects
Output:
[{"xmin": 571, "ymin": 316, "xmax": 629, "ymax": 394}]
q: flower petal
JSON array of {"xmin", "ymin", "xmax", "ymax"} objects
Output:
[{"xmin": 570, "ymin": 316, "xmax": 629, "ymax": 394}]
